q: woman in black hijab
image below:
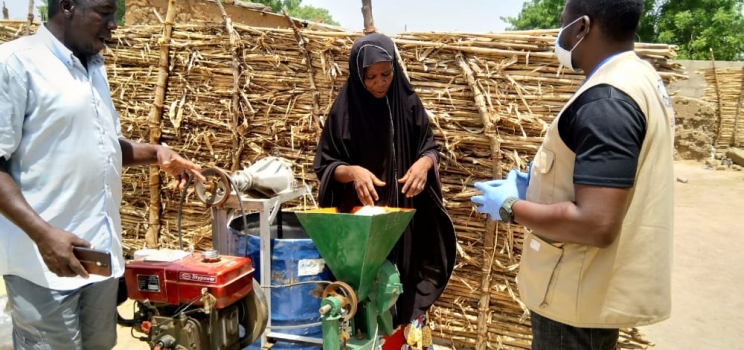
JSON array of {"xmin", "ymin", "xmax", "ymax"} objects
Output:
[{"xmin": 313, "ymin": 33, "xmax": 457, "ymax": 348}]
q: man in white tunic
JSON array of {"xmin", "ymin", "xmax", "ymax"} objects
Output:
[{"xmin": 0, "ymin": 0, "xmax": 204, "ymax": 348}]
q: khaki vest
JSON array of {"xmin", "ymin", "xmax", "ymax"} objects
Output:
[{"xmin": 517, "ymin": 52, "xmax": 675, "ymax": 328}]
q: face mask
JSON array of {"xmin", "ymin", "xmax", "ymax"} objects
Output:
[{"xmin": 554, "ymin": 16, "xmax": 588, "ymax": 72}]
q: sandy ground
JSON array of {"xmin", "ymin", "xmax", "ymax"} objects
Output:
[
  {"xmin": 641, "ymin": 161, "xmax": 744, "ymax": 350},
  {"xmin": 1, "ymin": 160, "xmax": 742, "ymax": 350}
]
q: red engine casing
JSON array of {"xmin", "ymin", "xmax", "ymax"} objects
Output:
[{"xmin": 124, "ymin": 253, "xmax": 254, "ymax": 309}]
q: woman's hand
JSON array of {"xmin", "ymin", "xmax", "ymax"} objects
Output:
[
  {"xmin": 344, "ymin": 166, "xmax": 386, "ymax": 206},
  {"xmin": 398, "ymin": 157, "xmax": 433, "ymax": 198}
]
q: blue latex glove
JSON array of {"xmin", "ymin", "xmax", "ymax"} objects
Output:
[
  {"xmin": 471, "ymin": 169, "xmax": 523, "ymax": 220},
  {"xmin": 499, "ymin": 162, "xmax": 534, "ymax": 201}
]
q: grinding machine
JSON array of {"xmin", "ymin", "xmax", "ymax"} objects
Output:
[
  {"xmin": 294, "ymin": 207, "xmax": 414, "ymax": 349},
  {"xmin": 118, "ymin": 156, "xmax": 415, "ymax": 350}
]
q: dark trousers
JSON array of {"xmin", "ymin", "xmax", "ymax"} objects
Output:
[{"xmin": 531, "ymin": 311, "xmax": 619, "ymax": 350}]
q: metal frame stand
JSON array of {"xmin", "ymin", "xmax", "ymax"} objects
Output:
[{"xmin": 209, "ymin": 186, "xmax": 324, "ymax": 348}]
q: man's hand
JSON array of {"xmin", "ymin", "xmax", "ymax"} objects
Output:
[
  {"xmin": 398, "ymin": 157, "xmax": 432, "ymax": 198},
  {"xmin": 34, "ymin": 228, "xmax": 92, "ymax": 278},
  {"xmin": 348, "ymin": 166, "xmax": 386, "ymax": 206},
  {"xmin": 471, "ymin": 169, "xmax": 524, "ymax": 220},
  {"xmin": 156, "ymin": 146, "xmax": 206, "ymax": 190},
  {"xmin": 0, "ymin": 163, "xmax": 92, "ymax": 279}
]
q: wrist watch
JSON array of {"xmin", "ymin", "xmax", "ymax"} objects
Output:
[{"xmin": 499, "ymin": 196, "xmax": 520, "ymax": 224}]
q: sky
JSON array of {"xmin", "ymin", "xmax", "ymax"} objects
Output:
[
  {"xmin": 6, "ymin": 0, "xmax": 42, "ymax": 20},
  {"xmin": 301, "ymin": 0, "xmax": 528, "ymax": 34},
  {"xmin": 4, "ymin": 0, "xmax": 529, "ymax": 34}
]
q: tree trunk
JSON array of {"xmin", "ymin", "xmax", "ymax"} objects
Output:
[
  {"xmin": 26, "ymin": 0, "xmax": 34, "ymax": 34},
  {"xmin": 711, "ymin": 48, "xmax": 725, "ymax": 149},
  {"xmin": 361, "ymin": 0, "xmax": 375, "ymax": 34}
]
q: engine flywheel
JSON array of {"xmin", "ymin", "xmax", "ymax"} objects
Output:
[{"xmin": 239, "ymin": 278, "xmax": 269, "ymax": 347}]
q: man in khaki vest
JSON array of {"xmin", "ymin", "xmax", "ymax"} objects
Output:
[{"xmin": 471, "ymin": 0, "xmax": 675, "ymax": 349}]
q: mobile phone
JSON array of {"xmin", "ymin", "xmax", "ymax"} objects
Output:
[{"xmin": 72, "ymin": 246, "xmax": 112, "ymax": 277}]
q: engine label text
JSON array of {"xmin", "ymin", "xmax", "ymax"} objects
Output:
[{"xmin": 179, "ymin": 272, "xmax": 217, "ymax": 283}]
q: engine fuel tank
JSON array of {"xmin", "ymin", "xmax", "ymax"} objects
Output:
[{"xmin": 124, "ymin": 250, "xmax": 254, "ymax": 309}]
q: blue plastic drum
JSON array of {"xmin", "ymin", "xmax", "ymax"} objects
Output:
[{"xmin": 228, "ymin": 211, "xmax": 331, "ymax": 350}]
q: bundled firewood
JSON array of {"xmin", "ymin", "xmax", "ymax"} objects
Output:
[{"xmin": 701, "ymin": 66, "xmax": 744, "ymax": 149}]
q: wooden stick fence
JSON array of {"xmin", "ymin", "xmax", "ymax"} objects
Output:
[{"xmin": 701, "ymin": 65, "xmax": 744, "ymax": 150}]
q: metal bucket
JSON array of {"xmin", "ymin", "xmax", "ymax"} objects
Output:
[{"xmin": 228, "ymin": 211, "xmax": 330, "ymax": 350}]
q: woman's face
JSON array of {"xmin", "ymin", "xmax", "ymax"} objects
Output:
[{"xmin": 363, "ymin": 61, "xmax": 394, "ymax": 99}]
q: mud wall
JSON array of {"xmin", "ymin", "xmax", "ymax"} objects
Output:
[
  {"xmin": 673, "ymin": 96, "xmax": 717, "ymax": 160},
  {"xmin": 667, "ymin": 60, "xmax": 744, "ymax": 99},
  {"xmin": 124, "ymin": 0, "xmax": 341, "ymax": 30}
]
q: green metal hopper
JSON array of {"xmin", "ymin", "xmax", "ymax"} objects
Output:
[{"xmin": 293, "ymin": 207, "xmax": 415, "ymax": 301}]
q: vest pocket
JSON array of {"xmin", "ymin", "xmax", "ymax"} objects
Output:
[
  {"xmin": 517, "ymin": 233, "xmax": 563, "ymax": 310},
  {"xmin": 535, "ymin": 148, "xmax": 555, "ymax": 174},
  {"xmin": 527, "ymin": 148, "xmax": 556, "ymax": 204}
]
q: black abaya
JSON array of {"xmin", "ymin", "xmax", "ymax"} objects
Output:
[{"xmin": 312, "ymin": 33, "xmax": 457, "ymax": 327}]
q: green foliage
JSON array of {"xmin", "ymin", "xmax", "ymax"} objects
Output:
[
  {"xmin": 249, "ymin": 0, "xmax": 302, "ymax": 13},
  {"xmin": 251, "ymin": 0, "xmax": 339, "ymax": 26},
  {"xmin": 503, "ymin": 0, "xmax": 744, "ymax": 61},
  {"xmin": 116, "ymin": 0, "xmax": 125, "ymax": 26},
  {"xmin": 288, "ymin": 5, "xmax": 339, "ymax": 26},
  {"xmin": 37, "ymin": 0, "xmax": 48, "ymax": 22},
  {"xmin": 502, "ymin": 0, "xmax": 657, "ymax": 35},
  {"xmin": 500, "ymin": 0, "xmax": 564, "ymax": 30},
  {"xmin": 655, "ymin": 0, "xmax": 744, "ymax": 60}
]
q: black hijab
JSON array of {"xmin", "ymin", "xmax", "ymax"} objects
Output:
[{"xmin": 313, "ymin": 33, "xmax": 457, "ymax": 326}]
